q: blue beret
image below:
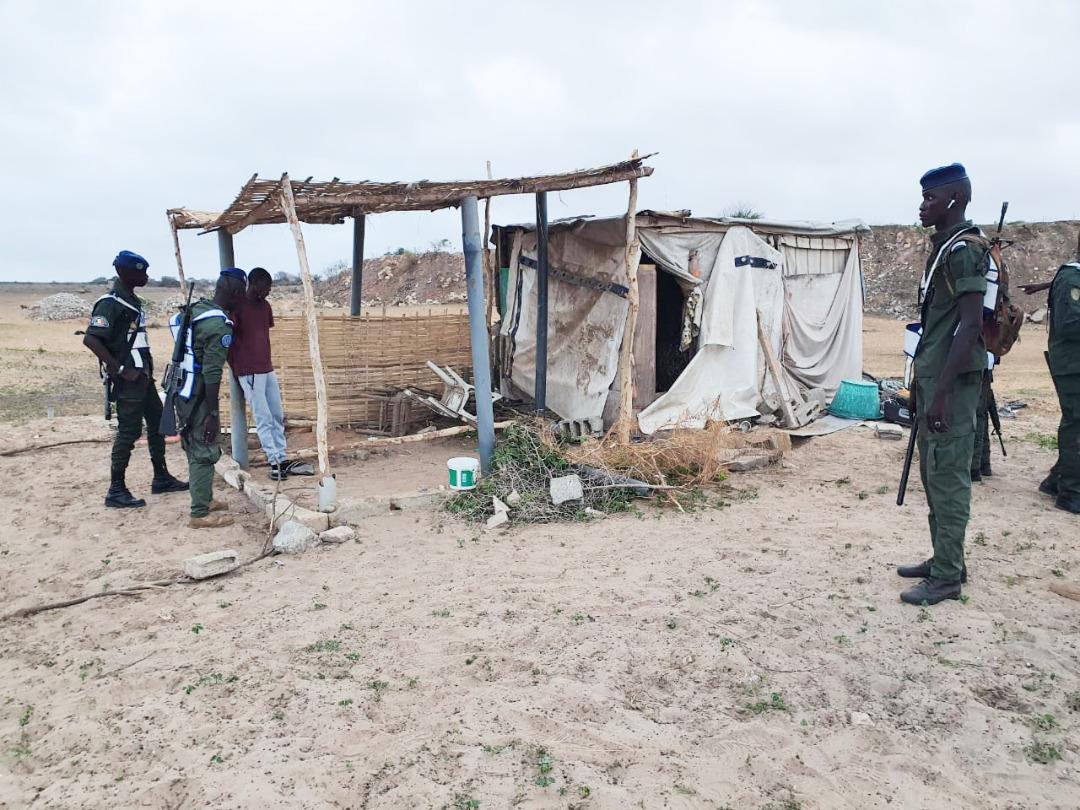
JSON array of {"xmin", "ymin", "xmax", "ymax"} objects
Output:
[
  {"xmin": 113, "ymin": 250, "xmax": 149, "ymax": 272},
  {"xmin": 920, "ymin": 163, "xmax": 968, "ymax": 191},
  {"xmin": 220, "ymin": 268, "xmax": 247, "ymax": 282}
]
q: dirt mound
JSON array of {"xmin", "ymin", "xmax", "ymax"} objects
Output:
[
  {"xmin": 861, "ymin": 220, "xmax": 1080, "ymax": 319},
  {"xmin": 316, "ymin": 251, "xmax": 466, "ymax": 308},
  {"xmin": 27, "ymin": 293, "xmax": 93, "ymax": 321}
]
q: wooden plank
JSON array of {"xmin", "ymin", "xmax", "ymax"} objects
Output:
[
  {"xmin": 633, "ymin": 264, "xmax": 657, "ymax": 410},
  {"xmin": 614, "ymin": 151, "xmax": 641, "ymax": 444},
  {"xmin": 756, "ymin": 311, "xmax": 797, "ymax": 428}
]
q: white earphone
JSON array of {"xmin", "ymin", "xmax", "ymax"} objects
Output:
[{"xmin": 947, "ymin": 199, "xmax": 956, "ymax": 209}]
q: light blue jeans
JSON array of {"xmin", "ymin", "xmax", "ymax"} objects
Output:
[{"xmin": 237, "ymin": 371, "xmax": 287, "ymax": 465}]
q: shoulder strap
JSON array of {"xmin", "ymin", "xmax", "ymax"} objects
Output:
[
  {"xmin": 920, "ymin": 225, "xmax": 981, "ymax": 298},
  {"xmin": 94, "ymin": 292, "xmax": 142, "ymax": 316},
  {"xmin": 192, "ymin": 308, "xmax": 233, "ymax": 325}
]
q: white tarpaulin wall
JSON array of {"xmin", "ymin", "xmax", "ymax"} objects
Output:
[
  {"xmin": 501, "ymin": 220, "xmax": 629, "ymax": 420},
  {"xmin": 499, "ymin": 216, "xmax": 864, "ymax": 430}
]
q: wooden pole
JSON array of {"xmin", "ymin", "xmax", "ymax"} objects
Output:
[
  {"xmin": 483, "ymin": 160, "xmax": 494, "ymax": 330},
  {"xmin": 615, "ymin": 150, "xmax": 641, "ymax": 444},
  {"xmin": 169, "ymin": 220, "xmax": 187, "ymax": 287},
  {"xmin": 756, "ymin": 311, "xmax": 797, "ymax": 428},
  {"xmin": 279, "ymin": 175, "xmax": 330, "ymax": 477}
]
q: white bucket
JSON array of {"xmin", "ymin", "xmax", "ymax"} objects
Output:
[
  {"xmin": 318, "ymin": 474, "xmax": 337, "ymax": 513},
  {"xmin": 447, "ymin": 457, "xmax": 480, "ymax": 491}
]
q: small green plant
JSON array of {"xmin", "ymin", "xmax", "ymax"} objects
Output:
[
  {"xmin": 834, "ymin": 477, "xmax": 851, "ymax": 487},
  {"xmin": 407, "ymin": 677, "xmax": 420, "ymax": 689},
  {"xmin": 432, "ymin": 609, "xmax": 451, "ymax": 618},
  {"xmin": 452, "ymin": 795, "xmax": 480, "ymax": 810},
  {"xmin": 665, "ymin": 618, "xmax": 677, "ymax": 630},
  {"xmin": 534, "ymin": 748, "xmax": 554, "ymax": 787},
  {"xmin": 1052, "ymin": 568, "xmax": 1065, "ymax": 578},
  {"xmin": 1006, "ymin": 576, "xmax": 1018, "ymax": 587},
  {"xmin": 748, "ymin": 692, "xmax": 788, "ymax": 714},
  {"xmin": 918, "ymin": 606, "xmax": 932, "ymax": 622},
  {"xmin": 959, "ymin": 594, "xmax": 970, "ymax": 605},
  {"xmin": 18, "ymin": 706, "xmax": 32, "ymax": 727},
  {"xmin": 875, "ymin": 485, "xmax": 889, "ymax": 495},
  {"xmin": 304, "ymin": 639, "xmax": 341, "ymax": 653},
  {"xmin": 1024, "ymin": 432, "xmax": 1058, "ymax": 451},
  {"xmin": 857, "ymin": 491, "xmax": 869, "ymax": 501},
  {"xmin": 312, "ymin": 602, "xmax": 327, "ymax": 611},
  {"xmin": 834, "ymin": 635, "xmax": 850, "ymax": 646},
  {"xmin": 368, "ymin": 680, "xmax": 389, "ymax": 702},
  {"xmin": 338, "ymin": 698, "xmax": 354, "ymax": 708},
  {"xmin": 344, "ymin": 652, "xmax": 361, "ymax": 663},
  {"xmin": 1031, "ymin": 714, "xmax": 1058, "ymax": 731},
  {"xmin": 218, "ymin": 601, "xmax": 232, "ymax": 609},
  {"xmin": 973, "ymin": 531, "xmax": 987, "ymax": 546},
  {"xmin": 465, "ymin": 655, "xmax": 477, "ymax": 665},
  {"xmin": 191, "ymin": 624, "xmax": 203, "ymax": 635},
  {"xmin": 1024, "ymin": 739, "xmax": 1062, "ymax": 764},
  {"xmin": 717, "ymin": 637, "xmax": 734, "ymax": 650},
  {"xmin": 209, "ymin": 753, "xmax": 224, "ymax": 765}
]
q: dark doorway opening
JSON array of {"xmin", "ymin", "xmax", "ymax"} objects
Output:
[{"xmin": 654, "ymin": 264, "xmax": 693, "ymax": 392}]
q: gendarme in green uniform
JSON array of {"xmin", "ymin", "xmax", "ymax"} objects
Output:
[
  {"xmin": 1045, "ymin": 261, "xmax": 1080, "ymax": 510},
  {"xmin": 912, "ymin": 219, "xmax": 989, "ymax": 581},
  {"xmin": 178, "ymin": 299, "xmax": 233, "ymax": 518},
  {"xmin": 86, "ymin": 280, "xmax": 167, "ymax": 485}
]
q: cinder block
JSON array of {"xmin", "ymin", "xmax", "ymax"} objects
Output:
[
  {"xmin": 320, "ymin": 525, "xmax": 356, "ymax": 543},
  {"xmin": 550, "ymin": 474, "xmax": 584, "ymax": 505},
  {"xmin": 389, "ymin": 491, "xmax": 444, "ymax": 511},
  {"xmin": 272, "ymin": 521, "xmax": 318, "ymax": 554},
  {"xmin": 183, "ymin": 549, "xmax": 239, "ymax": 580},
  {"xmin": 330, "ymin": 497, "xmax": 391, "ymax": 527},
  {"xmin": 266, "ymin": 500, "xmax": 329, "ymax": 533}
]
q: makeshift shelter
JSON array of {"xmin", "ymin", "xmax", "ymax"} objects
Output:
[
  {"xmin": 166, "ymin": 154, "xmax": 654, "ymax": 472},
  {"xmin": 491, "ymin": 211, "xmax": 869, "ymax": 433}
]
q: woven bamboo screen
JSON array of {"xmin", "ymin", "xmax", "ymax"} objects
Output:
[{"xmin": 222, "ymin": 312, "xmax": 472, "ymax": 429}]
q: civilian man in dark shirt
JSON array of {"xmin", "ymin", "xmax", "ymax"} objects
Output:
[{"xmin": 229, "ymin": 268, "xmax": 296, "ymax": 480}]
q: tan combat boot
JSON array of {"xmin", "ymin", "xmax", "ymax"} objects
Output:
[
  {"xmin": 209, "ymin": 499, "xmax": 230, "ymax": 512},
  {"xmin": 188, "ymin": 513, "xmax": 235, "ymax": 529}
]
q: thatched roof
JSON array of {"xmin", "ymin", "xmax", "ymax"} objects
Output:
[{"xmin": 173, "ymin": 155, "xmax": 655, "ymax": 235}]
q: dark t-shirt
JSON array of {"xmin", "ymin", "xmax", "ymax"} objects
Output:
[{"xmin": 228, "ymin": 297, "xmax": 274, "ymax": 376}]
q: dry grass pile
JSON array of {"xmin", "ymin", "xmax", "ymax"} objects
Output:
[{"xmin": 551, "ymin": 420, "xmax": 791, "ymax": 487}]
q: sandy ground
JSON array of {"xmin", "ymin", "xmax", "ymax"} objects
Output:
[{"xmin": 0, "ymin": 289, "xmax": 1077, "ymax": 809}]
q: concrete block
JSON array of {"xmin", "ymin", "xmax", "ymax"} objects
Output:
[
  {"xmin": 272, "ymin": 521, "xmax": 319, "ymax": 554},
  {"xmin": 727, "ymin": 454, "xmax": 776, "ymax": 472},
  {"xmin": 550, "ymin": 474, "xmax": 584, "ymax": 505},
  {"xmin": 215, "ymin": 456, "xmax": 241, "ymax": 477},
  {"xmin": 222, "ymin": 468, "xmax": 244, "ymax": 491},
  {"xmin": 245, "ymin": 483, "xmax": 274, "ymax": 511},
  {"xmin": 320, "ymin": 525, "xmax": 356, "ymax": 544},
  {"xmin": 507, "ymin": 489, "xmax": 522, "ymax": 507},
  {"xmin": 485, "ymin": 511, "xmax": 509, "ymax": 530},
  {"xmin": 492, "ymin": 496, "xmax": 510, "ymax": 514},
  {"xmin": 389, "ymin": 491, "xmax": 444, "ymax": 511},
  {"xmin": 183, "ymin": 549, "xmax": 239, "ymax": 580},
  {"xmin": 331, "ymin": 497, "xmax": 391, "ymax": 527},
  {"xmin": 267, "ymin": 501, "xmax": 329, "ymax": 533}
]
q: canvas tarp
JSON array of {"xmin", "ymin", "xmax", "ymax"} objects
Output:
[
  {"xmin": 502, "ymin": 220, "xmax": 629, "ymax": 420},
  {"xmin": 499, "ymin": 215, "xmax": 865, "ymax": 431},
  {"xmin": 638, "ymin": 227, "xmax": 785, "ymax": 432}
]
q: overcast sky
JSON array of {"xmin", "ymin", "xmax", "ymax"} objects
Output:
[{"xmin": 1, "ymin": 0, "xmax": 1077, "ymax": 282}]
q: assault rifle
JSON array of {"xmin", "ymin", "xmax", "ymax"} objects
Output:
[
  {"xmin": 896, "ymin": 399, "xmax": 918, "ymax": 506},
  {"xmin": 103, "ymin": 316, "xmax": 142, "ymax": 420},
  {"xmin": 159, "ymin": 281, "xmax": 195, "ymax": 436},
  {"xmin": 986, "ymin": 383, "xmax": 1007, "ymax": 457}
]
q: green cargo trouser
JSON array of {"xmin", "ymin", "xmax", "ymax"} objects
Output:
[
  {"xmin": 971, "ymin": 371, "xmax": 992, "ymax": 475},
  {"xmin": 179, "ymin": 398, "xmax": 221, "ymax": 518},
  {"xmin": 111, "ymin": 376, "xmax": 166, "ymax": 482},
  {"xmin": 916, "ymin": 370, "xmax": 982, "ymax": 582},
  {"xmin": 1049, "ymin": 374, "xmax": 1080, "ymax": 501}
]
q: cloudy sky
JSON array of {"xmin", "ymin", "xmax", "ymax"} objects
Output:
[{"xmin": 1, "ymin": 0, "xmax": 1077, "ymax": 282}]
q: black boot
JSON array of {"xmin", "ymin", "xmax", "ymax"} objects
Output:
[
  {"xmin": 897, "ymin": 558, "xmax": 967, "ymax": 584},
  {"xmin": 900, "ymin": 577, "xmax": 962, "ymax": 605},
  {"xmin": 269, "ymin": 462, "xmax": 289, "ymax": 482},
  {"xmin": 105, "ymin": 482, "xmax": 146, "ymax": 508},
  {"xmin": 151, "ymin": 472, "xmax": 189, "ymax": 494},
  {"xmin": 970, "ymin": 469, "xmax": 983, "ymax": 482},
  {"xmin": 1055, "ymin": 494, "xmax": 1080, "ymax": 515},
  {"xmin": 1039, "ymin": 477, "xmax": 1059, "ymax": 497},
  {"xmin": 980, "ymin": 461, "xmax": 992, "ymax": 477}
]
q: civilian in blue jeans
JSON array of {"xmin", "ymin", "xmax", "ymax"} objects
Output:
[{"xmin": 229, "ymin": 267, "xmax": 313, "ymax": 481}]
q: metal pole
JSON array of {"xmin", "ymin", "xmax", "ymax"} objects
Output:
[
  {"xmin": 461, "ymin": 196, "xmax": 496, "ymax": 472},
  {"xmin": 535, "ymin": 191, "xmax": 549, "ymax": 412},
  {"xmin": 217, "ymin": 230, "xmax": 248, "ymax": 469},
  {"xmin": 350, "ymin": 213, "xmax": 365, "ymax": 316},
  {"xmin": 217, "ymin": 229, "xmax": 235, "ymax": 270}
]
